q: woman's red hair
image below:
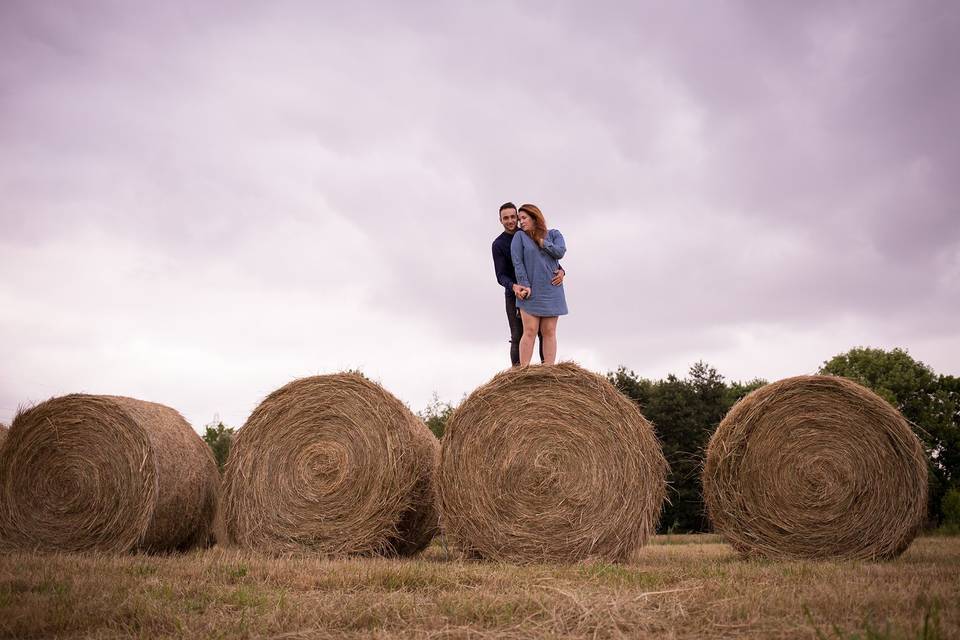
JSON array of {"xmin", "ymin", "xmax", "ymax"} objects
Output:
[{"xmin": 518, "ymin": 204, "xmax": 548, "ymax": 245}]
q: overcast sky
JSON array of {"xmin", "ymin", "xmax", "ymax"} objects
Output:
[{"xmin": 1, "ymin": 1, "xmax": 957, "ymax": 431}]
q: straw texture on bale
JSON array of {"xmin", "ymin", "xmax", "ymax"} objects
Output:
[
  {"xmin": 221, "ymin": 373, "xmax": 439, "ymax": 555},
  {"xmin": 703, "ymin": 375, "xmax": 928, "ymax": 560},
  {"xmin": 0, "ymin": 395, "xmax": 219, "ymax": 553},
  {"xmin": 437, "ymin": 362, "xmax": 668, "ymax": 563}
]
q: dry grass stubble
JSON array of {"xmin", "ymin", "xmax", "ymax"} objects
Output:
[{"xmin": 0, "ymin": 536, "xmax": 956, "ymax": 638}]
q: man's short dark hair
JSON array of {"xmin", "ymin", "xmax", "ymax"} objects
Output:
[{"xmin": 499, "ymin": 202, "xmax": 517, "ymax": 214}]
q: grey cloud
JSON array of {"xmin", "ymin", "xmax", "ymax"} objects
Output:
[{"xmin": 1, "ymin": 1, "xmax": 958, "ymax": 426}]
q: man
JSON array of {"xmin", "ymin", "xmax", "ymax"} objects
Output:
[{"xmin": 492, "ymin": 201, "xmax": 564, "ymax": 366}]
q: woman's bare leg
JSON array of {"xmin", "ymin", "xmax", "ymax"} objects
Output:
[
  {"xmin": 539, "ymin": 316, "xmax": 558, "ymax": 364},
  {"xmin": 519, "ymin": 310, "xmax": 541, "ymax": 366}
]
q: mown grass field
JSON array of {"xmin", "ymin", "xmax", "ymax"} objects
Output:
[{"xmin": 1, "ymin": 534, "xmax": 957, "ymax": 639}]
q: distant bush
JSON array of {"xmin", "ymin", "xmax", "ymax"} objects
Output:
[
  {"xmin": 418, "ymin": 394, "xmax": 454, "ymax": 439},
  {"xmin": 940, "ymin": 488, "xmax": 960, "ymax": 534},
  {"xmin": 203, "ymin": 422, "xmax": 234, "ymax": 471}
]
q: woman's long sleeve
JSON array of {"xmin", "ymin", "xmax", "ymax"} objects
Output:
[
  {"xmin": 542, "ymin": 229, "xmax": 566, "ymax": 259},
  {"xmin": 511, "ymin": 233, "xmax": 531, "ymax": 288}
]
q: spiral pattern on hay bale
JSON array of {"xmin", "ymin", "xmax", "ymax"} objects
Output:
[
  {"xmin": 437, "ymin": 363, "xmax": 668, "ymax": 563},
  {"xmin": 0, "ymin": 395, "xmax": 219, "ymax": 553},
  {"xmin": 221, "ymin": 373, "xmax": 439, "ymax": 555},
  {"xmin": 703, "ymin": 375, "xmax": 928, "ymax": 560}
]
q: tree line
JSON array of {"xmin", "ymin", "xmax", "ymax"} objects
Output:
[
  {"xmin": 605, "ymin": 348, "xmax": 960, "ymax": 532},
  {"xmin": 202, "ymin": 346, "xmax": 960, "ymax": 532}
]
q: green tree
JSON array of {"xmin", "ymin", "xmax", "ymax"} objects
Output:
[
  {"xmin": 607, "ymin": 366, "xmax": 654, "ymax": 406},
  {"xmin": 820, "ymin": 347, "xmax": 960, "ymax": 525},
  {"xmin": 203, "ymin": 422, "xmax": 234, "ymax": 471},
  {"xmin": 942, "ymin": 488, "xmax": 960, "ymax": 532},
  {"xmin": 650, "ymin": 372, "xmax": 711, "ymax": 532},
  {"xmin": 418, "ymin": 393, "xmax": 454, "ymax": 439},
  {"xmin": 724, "ymin": 377, "xmax": 768, "ymax": 408},
  {"xmin": 661, "ymin": 362, "xmax": 728, "ymax": 532},
  {"xmin": 608, "ymin": 362, "xmax": 762, "ymax": 533}
]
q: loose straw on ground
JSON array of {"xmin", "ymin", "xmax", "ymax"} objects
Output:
[
  {"xmin": 221, "ymin": 373, "xmax": 439, "ymax": 555},
  {"xmin": 0, "ymin": 395, "xmax": 219, "ymax": 553},
  {"xmin": 703, "ymin": 375, "xmax": 928, "ymax": 560},
  {"xmin": 438, "ymin": 362, "xmax": 668, "ymax": 563}
]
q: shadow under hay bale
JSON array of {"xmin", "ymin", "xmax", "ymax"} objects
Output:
[
  {"xmin": 437, "ymin": 362, "xmax": 668, "ymax": 564},
  {"xmin": 703, "ymin": 375, "xmax": 928, "ymax": 560},
  {"xmin": 221, "ymin": 373, "xmax": 439, "ymax": 555},
  {"xmin": 0, "ymin": 395, "xmax": 219, "ymax": 553}
]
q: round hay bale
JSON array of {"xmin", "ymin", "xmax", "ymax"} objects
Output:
[
  {"xmin": 437, "ymin": 362, "xmax": 668, "ymax": 563},
  {"xmin": 0, "ymin": 394, "xmax": 219, "ymax": 553},
  {"xmin": 221, "ymin": 373, "xmax": 439, "ymax": 555},
  {"xmin": 703, "ymin": 375, "xmax": 928, "ymax": 560}
]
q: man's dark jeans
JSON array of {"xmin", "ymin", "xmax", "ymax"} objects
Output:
[{"xmin": 506, "ymin": 294, "xmax": 544, "ymax": 366}]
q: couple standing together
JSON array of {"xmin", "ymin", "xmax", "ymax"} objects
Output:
[{"xmin": 491, "ymin": 202, "xmax": 568, "ymax": 367}]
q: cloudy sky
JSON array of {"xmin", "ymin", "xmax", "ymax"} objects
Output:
[{"xmin": 1, "ymin": 1, "xmax": 957, "ymax": 430}]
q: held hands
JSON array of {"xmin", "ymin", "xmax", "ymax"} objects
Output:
[{"xmin": 512, "ymin": 284, "xmax": 532, "ymax": 300}]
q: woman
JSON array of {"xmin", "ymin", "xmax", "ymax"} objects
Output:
[{"xmin": 510, "ymin": 203, "xmax": 567, "ymax": 365}]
